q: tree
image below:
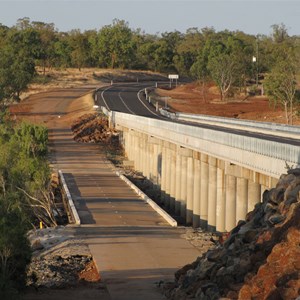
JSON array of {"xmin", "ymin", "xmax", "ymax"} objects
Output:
[
  {"xmin": 68, "ymin": 29, "xmax": 90, "ymax": 70},
  {"xmin": 153, "ymin": 31, "xmax": 182, "ymax": 73},
  {"xmin": 31, "ymin": 21, "xmax": 57, "ymax": 74},
  {"xmin": 264, "ymin": 57, "xmax": 298, "ymax": 124},
  {"xmin": 174, "ymin": 28, "xmax": 202, "ymax": 75},
  {"xmin": 190, "ymin": 54, "xmax": 210, "ymax": 101},
  {"xmin": 0, "ymin": 193, "xmax": 31, "ymax": 298},
  {"xmin": 208, "ymin": 51, "xmax": 238, "ymax": 101},
  {"xmin": 97, "ymin": 19, "xmax": 135, "ymax": 69},
  {"xmin": 0, "ymin": 120, "xmax": 58, "ymax": 227},
  {"xmin": 0, "ymin": 27, "xmax": 37, "ymax": 103}
]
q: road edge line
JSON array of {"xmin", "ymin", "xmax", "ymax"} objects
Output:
[{"xmin": 116, "ymin": 171, "xmax": 177, "ymax": 227}]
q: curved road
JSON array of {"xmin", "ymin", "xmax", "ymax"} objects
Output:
[
  {"xmin": 95, "ymin": 82, "xmax": 300, "ymax": 147},
  {"xmin": 95, "ymin": 82, "xmax": 162, "ymax": 118}
]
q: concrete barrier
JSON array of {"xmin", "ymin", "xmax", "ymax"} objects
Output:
[
  {"xmin": 116, "ymin": 171, "xmax": 177, "ymax": 227},
  {"xmin": 58, "ymin": 170, "xmax": 81, "ymax": 225}
]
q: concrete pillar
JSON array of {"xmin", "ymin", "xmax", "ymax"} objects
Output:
[
  {"xmin": 225, "ymin": 175, "xmax": 237, "ymax": 232},
  {"xmin": 208, "ymin": 158, "xmax": 217, "ymax": 232},
  {"xmin": 133, "ymin": 135, "xmax": 139, "ymax": 170},
  {"xmin": 169, "ymin": 149, "xmax": 176, "ymax": 212},
  {"xmin": 236, "ymin": 178, "xmax": 248, "ymax": 224},
  {"xmin": 200, "ymin": 156, "xmax": 209, "ymax": 229},
  {"xmin": 148, "ymin": 143, "xmax": 154, "ymax": 188},
  {"xmin": 192, "ymin": 158, "xmax": 201, "ymax": 228},
  {"xmin": 186, "ymin": 157, "xmax": 194, "ymax": 225},
  {"xmin": 152, "ymin": 144, "xmax": 159, "ymax": 187},
  {"xmin": 160, "ymin": 146, "xmax": 167, "ymax": 205},
  {"xmin": 123, "ymin": 131, "xmax": 129, "ymax": 157},
  {"xmin": 180, "ymin": 156, "xmax": 188, "ymax": 220},
  {"xmin": 164, "ymin": 147, "xmax": 171, "ymax": 209},
  {"xmin": 248, "ymin": 181, "xmax": 261, "ymax": 212},
  {"xmin": 145, "ymin": 140, "xmax": 150, "ymax": 178},
  {"xmin": 128, "ymin": 132, "xmax": 134, "ymax": 160},
  {"xmin": 134, "ymin": 135, "xmax": 140, "ymax": 172},
  {"xmin": 216, "ymin": 168, "xmax": 225, "ymax": 232},
  {"xmin": 175, "ymin": 154, "xmax": 182, "ymax": 215}
]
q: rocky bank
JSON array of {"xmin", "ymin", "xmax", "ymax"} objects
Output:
[{"xmin": 165, "ymin": 168, "xmax": 300, "ymax": 300}]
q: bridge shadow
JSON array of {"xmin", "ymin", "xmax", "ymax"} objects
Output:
[{"xmin": 63, "ymin": 173, "xmax": 96, "ymax": 224}]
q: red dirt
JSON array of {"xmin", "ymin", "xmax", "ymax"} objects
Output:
[
  {"xmin": 157, "ymin": 83, "xmax": 300, "ymax": 125},
  {"xmin": 78, "ymin": 260, "xmax": 100, "ymax": 282}
]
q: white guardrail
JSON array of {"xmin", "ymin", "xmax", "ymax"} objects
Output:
[
  {"xmin": 101, "ymin": 107, "xmax": 300, "ymax": 178},
  {"xmin": 159, "ymin": 109, "xmax": 300, "ymax": 139}
]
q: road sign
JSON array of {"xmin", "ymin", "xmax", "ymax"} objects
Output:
[{"xmin": 168, "ymin": 74, "xmax": 179, "ymax": 79}]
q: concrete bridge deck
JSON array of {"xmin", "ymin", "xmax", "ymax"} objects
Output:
[{"xmin": 42, "ymin": 88, "xmax": 200, "ymax": 300}]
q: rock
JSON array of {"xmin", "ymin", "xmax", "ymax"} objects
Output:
[
  {"xmin": 164, "ymin": 169, "xmax": 300, "ymax": 300},
  {"xmin": 267, "ymin": 213, "xmax": 285, "ymax": 225}
]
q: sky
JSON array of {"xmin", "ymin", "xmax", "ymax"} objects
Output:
[{"xmin": 0, "ymin": 0, "xmax": 299, "ymax": 36}]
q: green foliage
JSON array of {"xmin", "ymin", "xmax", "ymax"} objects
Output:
[
  {"xmin": 0, "ymin": 29, "xmax": 36, "ymax": 102},
  {"xmin": 97, "ymin": 19, "xmax": 135, "ymax": 69},
  {"xmin": 264, "ymin": 54, "xmax": 298, "ymax": 124},
  {"xmin": 0, "ymin": 118, "xmax": 51, "ymax": 297},
  {"xmin": 0, "ymin": 193, "xmax": 31, "ymax": 298},
  {"xmin": 0, "ymin": 122, "xmax": 49, "ymax": 196},
  {"xmin": 0, "ymin": 18, "xmax": 299, "ymax": 104}
]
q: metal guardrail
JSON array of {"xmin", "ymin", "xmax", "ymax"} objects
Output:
[
  {"xmin": 159, "ymin": 109, "xmax": 300, "ymax": 139},
  {"xmin": 58, "ymin": 170, "xmax": 81, "ymax": 225},
  {"xmin": 110, "ymin": 111, "xmax": 300, "ymax": 178}
]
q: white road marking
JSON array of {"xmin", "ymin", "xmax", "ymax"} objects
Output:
[
  {"xmin": 137, "ymin": 87, "xmax": 161, "ymax": 117},
  {"xmin": 118, "ymin": 91, "xmax": 136, "ymax": 115},
  {"xmin": 100, "ymin": 86, "xmax": 113, "ymax": 110}
]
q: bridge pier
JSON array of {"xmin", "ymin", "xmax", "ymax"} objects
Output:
[
  {"xmin": 192, "ymin": 155, "xmax": 201, "ymax": 228},
  {"xmin": 119, "ymin": 126, "xmax": 280, "ymax": 232},
  {"xmin": 186, "ymin": 156, "xmax": 194, "ymax": 225},
  {"xmin": 200, "ymin": 154, "xmax": 209, "ymax": 229},
  {"xmin": 208, "ymin": 157, "xmax": 217, "ymax": 232},
  {"xmin": 170, "ymin": 148, "xmax": 176, "ymax": 212},
  {"xmin": 175, "ymin": 153, "xmax": 182, "ymax": 215},
  {"xmin": 216, "ymin": 166, "xmax": 225, "ymax": 232}
]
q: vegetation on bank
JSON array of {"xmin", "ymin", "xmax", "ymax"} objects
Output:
[{"xmin": 0, "ymin": 112, "xmax": 52, "ymax": 299}]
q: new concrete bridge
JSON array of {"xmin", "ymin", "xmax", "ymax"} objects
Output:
[{"xmin": 98, "ymin": 82, "xmax": 300, "ymax": 232}]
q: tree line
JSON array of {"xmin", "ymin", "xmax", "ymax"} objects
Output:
[{"xmin": 0, "ymin": 18, "xmax": 299, "ymax": 122}]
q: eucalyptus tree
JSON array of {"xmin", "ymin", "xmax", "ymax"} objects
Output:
[
  {"xmin": 97, "ymin": 19, "xmax": 135, "ymax": 69},
  {"xmin": 264, "ymin": 53, "xmax": 298, "ymax": 124}
]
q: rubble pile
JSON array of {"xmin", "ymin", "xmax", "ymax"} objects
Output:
[
  {"xmin": 27, "ymin": 254, "xmax": 92, "ymax": 288},
  {"xmin": 71, "ymin": 113, "xmax": 119, "ymax": 145},
  {"xmin": 165, "ymin": 169, "xmax": 300, "ymax": 300},
  {"xmin": 27, "ymin": 227, "xmax": 97, "ymax": 288}
]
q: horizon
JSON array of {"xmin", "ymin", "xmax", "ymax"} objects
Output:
[{"xmin": 0, "ymin": 1, "xmax": 299, "ymax": 36}]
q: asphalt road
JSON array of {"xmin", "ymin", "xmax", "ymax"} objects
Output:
[
  {"xmin": 95, "ymin": 82, "xmax": 162, "ymax": 118},
  {"xmin": 95, "ymin": 82, "xmax": 300, "ymax": 147}
]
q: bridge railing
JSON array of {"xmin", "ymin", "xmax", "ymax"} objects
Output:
[
  {"xmin": 109, "ymin": 110, "xmax": 300, "ymax": 178},
  {"xmin": 159, "ymin": 109, "xmax": 300, "ymax": 139}
]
